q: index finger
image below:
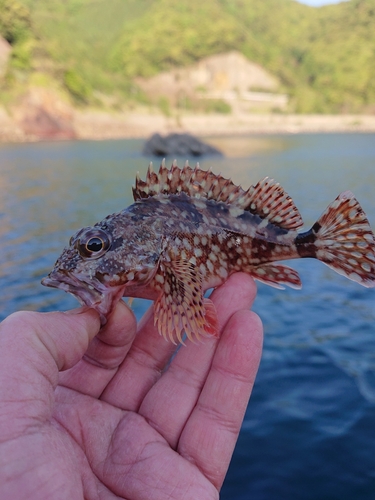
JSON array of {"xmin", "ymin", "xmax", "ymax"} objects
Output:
[{"xmin": 59, "ymin": 300, "xmax": 137, "ymax": 396}]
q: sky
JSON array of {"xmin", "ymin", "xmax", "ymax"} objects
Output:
[{"xmin": 298, "ymin": 0, "xmax": 346, "ymax": 6}]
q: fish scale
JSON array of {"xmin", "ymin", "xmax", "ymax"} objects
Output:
[{"xmin": 42, "ymin": 161, "xmax": 375, "ymax": 344}]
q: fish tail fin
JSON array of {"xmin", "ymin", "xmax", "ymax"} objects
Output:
[{"xmin": 297, "ymin": 191, "xmax": 375, "ymax": 287}]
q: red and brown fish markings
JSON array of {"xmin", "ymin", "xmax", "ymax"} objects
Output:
[{"xmin": 42, "ymin": 161, "xmax": 375, "ymax": 344}]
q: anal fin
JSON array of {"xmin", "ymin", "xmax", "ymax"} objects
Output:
[{"xmin": 251, "ymin": 264, "xmax": 302, "ymax": 290}]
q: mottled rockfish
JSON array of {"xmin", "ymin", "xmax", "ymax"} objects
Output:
[{"xmin": 42, "ymin": 161, "xmax": 375, "ymax": 343}]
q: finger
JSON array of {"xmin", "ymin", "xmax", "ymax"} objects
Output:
[
  {"xmin": 178, "ymin": 309, "xmax": 263, "ymax": 490},
  {"xmin": 208, "ymin": 272, "xmax": 257, "ymax": 330},
  {"xmin": 59, "ymin": 300, "xmax": 137, "ymax": 397},
  {"xmin": 138, "ymin": 273, "xmax": 257, "ymax": 448},
  {"xmin": 0, "ymin": 308, "xmax": 100, "ymax": 427},
  {"xmin": 85, "ymin": 300, "xmax": 137, "ymax": 368},
  {"xmin": 100, "ymin": 305, "xmax": 177, "ymax": 410}
]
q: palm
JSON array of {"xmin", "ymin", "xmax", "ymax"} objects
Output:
[{"xmin": 0, "ymin": 274, "xmax": 262, "ymax": 500}]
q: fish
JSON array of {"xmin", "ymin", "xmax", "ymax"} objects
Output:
[{"xmin": 42, "ymin": 161, "xmax": 375, "ymax": 344}]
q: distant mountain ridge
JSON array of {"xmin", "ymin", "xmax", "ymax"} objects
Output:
[{"xmin": 1, "ymin": 0, "xmax": 375, "ymax": 114}]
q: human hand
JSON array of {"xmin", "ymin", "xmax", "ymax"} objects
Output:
[{"xmin": 0, "ymin": 273, "xmax": 263, "ymax": 500}]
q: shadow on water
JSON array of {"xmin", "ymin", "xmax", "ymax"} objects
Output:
[{"xmin": 1, "ymin": 134, "xmax": 375, "ymax": 499}]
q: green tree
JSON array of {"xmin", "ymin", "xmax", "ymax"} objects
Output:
[{"xmin": 0, "ymin": 0, "xmax": 31, "ymax": 44}]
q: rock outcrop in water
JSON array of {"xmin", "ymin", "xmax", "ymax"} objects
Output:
[{"xmin": 142, "ymin": 132, "xmax": 223, "ymax": 157}]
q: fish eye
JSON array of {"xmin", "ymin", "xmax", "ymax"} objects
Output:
[
  {"xmin": 77, "ymin": 229, "xmax": 111, "ymax": 259},
  {"xmin": 86, "ymin": 237, "xmax": 105, "ymax": 253}
]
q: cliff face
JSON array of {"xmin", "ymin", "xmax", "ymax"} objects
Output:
[
  {"xmin": 12, "ymin": 88, "xmax": 76, "ymax": 139},
  {"xmin": 0, "ymin": 88, "xmax": 76, "ymax": 142},
  {"xmin": 136, "ymin": 51, "xmax": 288, "ymax": 112}
]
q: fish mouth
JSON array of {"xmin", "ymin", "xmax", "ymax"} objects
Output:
[{"xmin": 41, "ymin": 270, "xmax": 126, "ymax": 324}]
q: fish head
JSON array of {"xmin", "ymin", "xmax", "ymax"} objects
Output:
[{"xmin": 42, "ymin": 216, "xmax": 162, "ymax": 323}]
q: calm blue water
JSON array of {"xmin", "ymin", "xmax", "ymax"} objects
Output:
[{"xmin": 1, "ymin": 134, "xmax": 375, "ymax": 499}]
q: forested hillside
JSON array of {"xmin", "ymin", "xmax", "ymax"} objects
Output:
[{"xmin": 1, "ymin": 0, "xmax": 375, "ymax": 113}]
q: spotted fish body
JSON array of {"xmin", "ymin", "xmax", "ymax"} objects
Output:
[{"xmin": 42, "ymin": 161, "xmax": 375, "ymax": 343}]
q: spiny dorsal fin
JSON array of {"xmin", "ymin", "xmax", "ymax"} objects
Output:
[{"xmin": 132, "ymin": 162, "xmax": 303, "ymax": 231}]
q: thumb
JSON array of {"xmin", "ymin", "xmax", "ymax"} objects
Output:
[{"xmin": 0, "ymin": 308, "xmax": 100, "ymax": 431}]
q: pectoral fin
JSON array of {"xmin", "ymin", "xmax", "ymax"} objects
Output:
[{"xmin": 154, "ymin": 260, "xmax": 219, "ymax": 344}]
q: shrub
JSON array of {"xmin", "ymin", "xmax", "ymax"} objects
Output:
[{"xmin": 63, "ymin": 69, "xmax": 92, "ymax": 103}]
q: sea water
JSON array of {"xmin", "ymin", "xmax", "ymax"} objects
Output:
[{"xmin": 0, "ymin": 134, "xmax": 374, "ymax": 499}]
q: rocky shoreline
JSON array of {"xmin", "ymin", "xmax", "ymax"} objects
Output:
[
  {"xmin": 73, "ymin": 110, "xmax": 375, "ymax": 139},
  {"xmin": 1, "ymin": 90, "xmax": 375, "ymax": 144}
]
